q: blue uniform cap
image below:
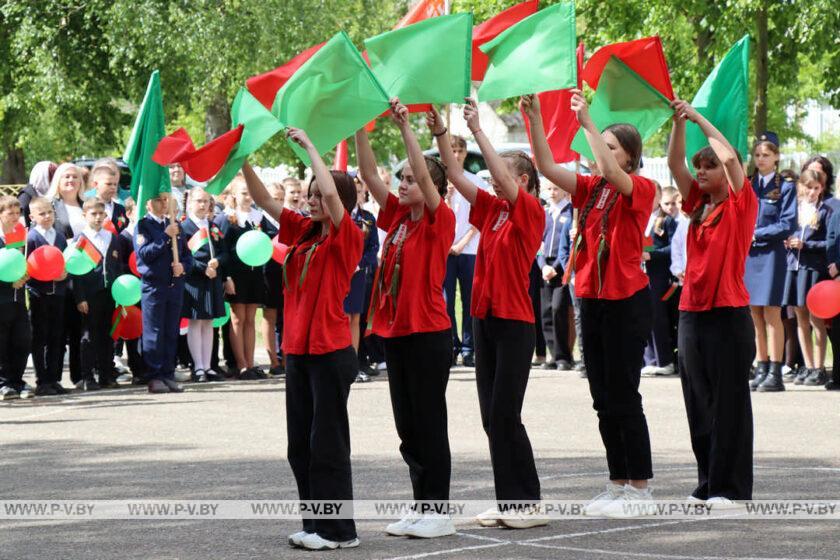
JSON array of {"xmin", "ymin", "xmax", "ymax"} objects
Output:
[{"xmin": 757, "ymin": 131, "xmax": 779, "ymax": 147}]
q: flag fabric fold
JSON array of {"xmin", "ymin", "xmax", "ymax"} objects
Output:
[
  {"xmin": 152, "ymin": 125, "xmax": 245, "ymax": 182},
  {"xmin": 4, "ymin": 223, "xmax": 26, "ymax": 249},
  {"xmin": 188, "ymin": 228, "xmax": 210, "ymax": 254},
  {"xmin": 76, "ymin": 236, "xmax": 103, "ymax": 266},
  {"xmin": 246, "ymin": 42, "xmax": 326, "ymax": 111},
  {"xmin": 581, "ymin": 36, "xmax": 674, "ymax": 100},
  {"xmin": 396, "ymin": 0, "xmax": 444, "ymax": 28},
  {"xmin": 472, "ymin": 0, "xmax": 539, "ymax": 81},
  {"xmin": 478, "ymin": 2, "xmax": 577, "ymax": 101},
  {"xmin": 333, "ymin": 140, "xmax": 349, "ymax": 172}
]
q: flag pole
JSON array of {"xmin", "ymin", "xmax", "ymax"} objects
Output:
[
  {"xmin": 445, "ymin": 0, "xmax": 452, "ymax": 131},
  {"xmin": 168, "ymin": 195, "xmax": 180, "ymax": 265}
]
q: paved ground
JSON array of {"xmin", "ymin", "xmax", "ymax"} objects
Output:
[{"xmin": 2, "ymin": 360, "xmax": 839, "ymax": 560}]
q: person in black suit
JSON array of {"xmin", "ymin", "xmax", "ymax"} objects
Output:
[
  {"xmin": 18, "ymin": 161, "xmax": 56, "ymax": 227},
  {"xmin": 90, "ymin": 164, "xmax": 129, "ymax": 234}
]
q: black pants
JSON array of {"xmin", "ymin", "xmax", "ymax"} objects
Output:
[
  {"xmin": 644, "ymin": 270, "xmax": 675, "ymax": 367},
  {"xmin": 529, "ymin": 263, "xmax": 546, "ymax": 358},
  {"xmin": 679, "ymin": 307, "xmax": 755, "ymax": 500},
  {"xmin": 541, "ymin": 277, "xmax": 572, "ymax": 363},
  {"xmin": 0, "ymin": 300, "xmax": 31, "ymax": 388},
  {"xmin": 831, "ymin": 320, "xmax": 840, "ymax": 383},
  {"xmin": 79, "ymin": 290, "xmax": 115, "ymax": 381},
  {"xmin": 30, "ymin": 293, "xmax": 66, "ymax": 385},
  {"xmin": 580, "ymin": 288, "xmax": 653, "ymax": 481},
  {"xmin": 286, "ymin": 347, "xmax": 357, "ymax": 541},
  {"xmin": 384, "ymin": 330, "xmax": 452, "ymax": 503},
  {"xmin": 474, "ymin": 315, "xmax": 540, "ymax": 503},
  {"xmin": 63, "ymin": 294, "xmax": 82, "ymax": 384}
]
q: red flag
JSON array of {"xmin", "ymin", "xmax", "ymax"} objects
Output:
[
  {"xmin": 76, "ymin": 236, "xmax": 102, "ymax": 266},
  {"xmin": 246, "ymin": 42, "xmax": 326, "ymax": 111},
  {"xmin": 522, "ymin": 43, "xmax": 585, "ymax": 164},
  {"xmin": 153, "ymin": 126, "xmax": 245, "ymax": 182},
  {"xmin": 333, "ymin": 140, "xmax": 349, "ymax": 172},
  {"xmin": 581, "ymin": 36, "xmax": 674, "ymax": 100},
  {"xmin": 396, "ymin": 0, "xmax": 444, "ymax": 28},
  {"xmin": 103, "ymin": 220, "xmax": 117, "ymax": 235},
  {"xmin": 471, "ymin": 0, "xmax": 539, "ymax": 81}
]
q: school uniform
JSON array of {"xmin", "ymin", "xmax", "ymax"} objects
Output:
[
  {"xmin": 825, "ymin": 210, "xmax": 840, "ymax": 389},
  {"xmin": 745, "ymin": 173, "xmax": 797, "ymax": 306},
  {"xmin": 73, "ymin": 228, "xmax": 123, "ymax": 386},
  {"xmin": 181, "ymin": 218, "xmax": 227, "ymax": 320},
  {"xmin": 216, "ymin": 209, "xmax": 277, "ymax": 305},
  {"xmin": 570, "ymin": 174, "xmax": 656, "ymax": 482},
  {"xmin": 134, "ymin": 213, "xmax": 193, "ymax": 382},
  {"xmin": 678, "ymin": 177, "xmax": 758, "ymax": 500},
  {"xmin": 117, "ymin": 225, "xmax": 145, "ymax": 379},
  {"xmin": 53, "ymin": 198, "xmax": 85, "ymax": 382},
  {"xmin": 369, "ymin": 194, "xmax": 455, "ymax": 505},
  {"xmin": 643, "ymin": 213, "xmax": 679, "ymax": 368},
  {"xmin": 0, "ymin": 235, "xmax": 32, "ymax": 393},
  {"xmin": 470, "ymin": 187, "xmax": 544, "ymax": 505},
  {"xmin": 26, "ymin": 227, "xmax": 69, "ymax": 388},
  {"xmin": 344, "ymin": 207, "xmax": 378, "ymax": 316},
  {"xmin": 782, "ymin": 202, "xmax": 831, "ymax": 307},
  {"xmin": 537, "ymin": 199, "xmax": 573, "ymax": 365},
  {"xmin": 102, "ymin": 199, "xmax": 129, "ymax": 234},
  {"xmin": 278, "ymin": 208, "xmax": 362, "ymax": 542}
]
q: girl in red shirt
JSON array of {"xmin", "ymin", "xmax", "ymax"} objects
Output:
[
  {"xmin": 523, "ymin": 91, "xmax": 657, "ymax": 518},
  {"xmin": 667, "ymin": 100, "xmax": 758, "ymax": 503},
  {"xmin": 430, "ymin": 99, "xmax": 546, "ymax": 529},
  {"xmin": 241, "ymin": 128, "xmax": 363, "ymax": 551},
  {"xmin": 354, "ymin": 99, "xmax": 456, "ymax": 539}
]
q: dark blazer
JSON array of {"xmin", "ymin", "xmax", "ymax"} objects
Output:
[
  {"xmin": 537, "ymin": 202, "xmax": 573, "ymax": 273},
  {"xmin": 825, "ymin": 208, "xmax": 840, "ymax": 271},
  {"xmin": 108, "ymin": 201, "xmax": 129, "ymax": 234},
  {"xmin": 52, "ymin": 198, "xmax": 85, "ymax": 240},
  {"xmin": 134, "ymin": 215, "xmax": 193, "ymax": 286},
  {"xmin": 25, "ymin": 228, "xmax": 69, "ymax": 297},
  {"xmin": 181, "ymin": 218, "xmax": 229, "ymax": 276},
  {"xmin": 71, "ymin": 231, "xmax": 124, "ymax": 304},
  {"xmin": 0, "ymin": 238, "xmax": 25, "ymax": 304},
  {"xmin": 351, "ymin": 207, "xmax": 379, "ymax": 272},
  {"xmin": 17, "ymin": 184, "xmax": 39, "ymax": 227},
  {"xmin": 752, "ymin": 173, "xmax": 798, "ymax": 247},
  {"xmin": 786, "ymin": 203, "xmax": 832, "ymax": 272}
]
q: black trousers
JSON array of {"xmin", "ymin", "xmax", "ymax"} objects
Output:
[
  {"xmin": 286, "ymin": 347, "xmax": 357, "ymax": 541},
  {"xmin": 79, "ymin": 290, "xmax": 115, "ymax": 381},
  {"xmin": 474, "ymin": 315, "xmax": 540, "ymax": 503},
  {"xmin": 63, "ymin": 294, "xmax": 82, "ymax": 384},
  {"xmin": 678, "ymin": 307, "xmax": 755, "ymax": 500},
  {"xmin": 580, "ymin": 288, "xmax": 653, "ymax": 480},
  {"xmin": 30, "ymin": 293, "xmax": 66, "ymax": 385},
  {"xmin": 541, "ymin": 277, "xmax": 572, "ymax": 363},
  {"xmin": 384, "ymin": 330, "xmax": 453, "ymax": 503},
  {"xmin": 831, "ymin": 321, "xmax": 840, "ymax": 383},
  {"xmin": 0, "ymin": 299, "xmax": 31, "ymax": 388},
  {"xmin": 529, "ymin": 263, "xmax": 546, "ymax": 358}
]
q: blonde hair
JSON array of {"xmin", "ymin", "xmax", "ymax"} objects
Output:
[
  {"xmin": 47, "ymin": 163, "xmax": 83, "ymax": 201},
  {"xmin": 0, "ymin": 195, "xmax": 21, "ymax": 213},
  {"xmin": 29, "ymin": 197, "xmax": 54, "ymax": 213},
  {"xmin": 797, "ymin": 169, "xmax": 826, "ymax": 229}
]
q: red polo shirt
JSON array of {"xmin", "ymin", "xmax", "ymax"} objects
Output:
[
  {"xmin": 370, "ymin": 193, "xmax": 455, "ymax": 338},
  {"xmin": 571, "ymin": 174, "xmax": 655, "ymax": 300},
  {"xmin": 680, "ymin": 178, "xmax": 757, "ymax": 311},
  {"xmin": 278, "ymin": 208, "xmax": 363, "ymax": 355},
  {"xmin": 469, "ymin": 188, "xmax": 544, "ymax": 323}
]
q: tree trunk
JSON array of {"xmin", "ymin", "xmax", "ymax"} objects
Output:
[
  {"xmin": 754, "ymin": 2, "xmax": 769, "ymax": 136},
  {"xmin": 205, "ymin": 93, "xmax": 232, "ymax": 142},
  {"xmin": 692, "ymin": 9, "xmax": 715, "ymax": 76},
  {"xmin": 1, "ymin": 146, "xmax": 26, "ymax": 185}
]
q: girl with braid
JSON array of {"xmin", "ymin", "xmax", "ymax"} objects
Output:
[
  {"xmin": 355, "ymin": 98, "xmax": 456, "ymax": 539},
  {"xmin": 522, "ymin": 91, "xmax": 658, "ymax": 518},
  {"xmin": 432, "ymin": 99, "xmax": 546, "ymax": 529}
]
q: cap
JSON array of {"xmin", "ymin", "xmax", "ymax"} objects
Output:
[{"xmin": 757, "ymin": 131, "xmax": 779, "ymax": 147}]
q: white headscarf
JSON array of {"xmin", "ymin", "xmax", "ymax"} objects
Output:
[{"xmin": 29, "ymin": 161, "xmax": 55, "ymax": 196}]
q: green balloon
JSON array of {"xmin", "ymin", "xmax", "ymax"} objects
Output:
[
  {"xmin": 212, "ymin": 302, "xmax": 231, "ymax": 328},
  {"xmin": 0, "ymin": 248, "xmax": 26, "ymax": 282},
  {"xmin": 111, "ymin": 274, "xmax": 142, "ymax": 306},
  {"xmin": 63, "ymin": 245, "xmax": 95, "ymax": 276},
  {"xmin": 236, "ymin": 230, "xmax": 273, "ymax": 267}
]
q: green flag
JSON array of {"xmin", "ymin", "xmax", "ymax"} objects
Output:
[
  {"xmin": 206, "ymin": 88, "xmax": 284, "ymax": 194},
  {"xmin": 570, "ymin": 56, "xmax": 673, "ymax": 162},
  {"xmin": 478, "ymin": 2, "xmax": 576, "ymax": 101},
  {"xmin": 272, "ymin": 31, "xmax": 390, "ymax": 166},
  {"xmin": 686, "ymin": 34, "xmax": 751, "ymax": 169},
  {"xmin": 124, "ymin": 71, "xmax": 169, "ymax": 217},
  {"xmin": 364, "ymin": 13, "xmax": 473, "ymax": 104}
]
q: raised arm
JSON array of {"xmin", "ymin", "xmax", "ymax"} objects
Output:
[
  {"xmin": 287, "ymin": 127, "xmax": 345, "ymax": 228},
  {"xmin": 464, "ymin": 97, "xmax": 519, "ymax": 203},
  {"xmin": 520, "ymin": 94, "xmax": 577, "ymax": 195},
  {"xmin": 354, "ymin": 129, "xmax": 390, "ymax": 208},
  {"xmin": 390, "ymin": 98, "xmax": 440, "ymax": 212},
  {"xmin": 666, "ymin": 113, "xmax": 694, "ymax": 201},
  {"xmin": 242, "ymin": 161, "xmax": 284, "ymax": 222},
  {"xmin": 672, "ymin": 100, "xmax": 745, "ymax": 192},
  {"xmin": 427, "ymin": 106, "xmax": 478, "ymax": 204},
  {"xmin": 571, "ymin": 89, "xmax": 635, "ymax": 196}
]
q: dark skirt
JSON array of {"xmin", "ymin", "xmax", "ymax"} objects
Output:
[
  {"xmin": 228, "ymin": 266, "xmax": 268, "ymax": 305},
  {"xmin": 182, "ymin": 273, "xmax": 226, "ymax": 319},
  {"xmin": 343, "ymin": 269, "xmax": 366, "ymax": 315},
  {"xmin": 264, "ymin": 261, "xmax": 283, "ymax": 310},
  {"xmin": 782, "ymin": 268, "xmax": 825, "ymax": 308},
  {"xmin": 745, "ymin": 244, "xmax": 787, "ymax": 306}
]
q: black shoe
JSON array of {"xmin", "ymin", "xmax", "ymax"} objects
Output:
[
  {"xmin": 557, "ymin": 360, "xmax": 574, "ymax": 371},
  {"xmin": 98, "ymin": 374, "xmax": 119, "ymax": 389},
  {"xmin": 161, "ymin": 378, "xmax": 184, "ymax": 393},
  {"xmin": 191, "ymin": 370, "xmax": 208, "ymax": 383},
  {"xmin": 750, "ymin": 361, "xmax": 770, "ymax": 391},
  {"xmin": 462, "ymin": 353, "xmax": 475, "ymax": 368},
  {"xmin": 211, "ymin": 364, "xmax": 230, "ymax": 377},
  {"xmin": 757, "ymin": 362, "xmax": 785, "ymax": 392},
  {"xmin": 269, "ymin": 365, "xmax": 285, "ymax": 377},
  {"xmin": 794, "ymin": 367, "xmax": 811, "ymax": 385},
  {"xmin": 148, "ymin": 379, "xmax": 170, "ymax": 393},
  {"xmin": 804, "ymin": 368, "xmax": 827, "ymax": 386},
  {"xmin": 355, "ymin": 371, "xmax": 370, "ymax": 383},
  {"xmin": 78, "ymin": 377, "xmax": 101, "ymax": 391},
  {"xmin": 52, "ymin": 383, "xmax": 69, "ymax": 395},
  {"xmin": 131, "ymin": 375, "xmax": 148, "ymax": 386},
  {"xmin": 205, "ymin": 369, "xmax": 226, "ymax": 382},
  {"xmin": 238, "ymin": 368, "xmax": 262, "ymax": 380},
  {"xmin": 542, "ymin": 361, "xmax": 558, "ymax": 370},
  {"xmin": 825, "ymin": 379, "xmax": 840, "ymax": 391},
  {"xmin": 35, "ymin": 384, "xmax": 58, "ymax": 396},
  {"xmin": 782, "ymin": 366, "xmax": 799, "ymax": 381}
]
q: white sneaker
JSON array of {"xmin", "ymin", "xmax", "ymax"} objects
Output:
[
  {"xmin": 654, "ymin": 363, "xmax": 676, "ymax": 376},
  {"xmin": 116, "ymin": 373, "xmax": 132, "ymax": 384},
  {"xmin": 601, "ymin": 485, "xmax": 656, "ymax": 518},
  {"xmin": 18, "ymin": 384, "xmax": 35, "ymax": 399},
  {"xmin": 583, "ymin": 483, "xmax": 625, "ymax": 516},
  {"xmin": 299, "ymin": 532, "xmax": 360, "ymax": 550},
  {"xmin": 385, "ymin": 511, "xmax": 420, "ymax": 536},
  {"xmin": 640, "ymin": 365, "xmax": 658, "ymax": 377},
  {"xmin": 174, "ymin": 370, "xmax": 191, "ymax": 382},
  {"xmin": 403, "ymin": 514, "xmax": 456, "ymax": 538},
  {"xmin": 498, "ymin": 506, "xmax": 549, "ymax": 529},
  {"xmin": 287, "ymin": 530, "xmax": 312, "ymax": 547},
  {"xmin": 475, "ymin": 507, "xmax": 501, "ymax": 527},
  {"xmin": 706, "ymin": 497, "xmax": 741, "ymax": 510},
  {"xmin": 685, "ymin": 495, "xmax": 706, "ymax": 504},
  {"xmin": 0, "ymin": 386, "xmax": 19, "ymax": 400}
]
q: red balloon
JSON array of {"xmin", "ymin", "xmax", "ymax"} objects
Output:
[
  {"xmin": 128, "ymin": 252, "xmax": 140, "ymax": 277},
  {"xmin": 806, "ymin": 280, "xmax": 840, "ymax": 319},
  {"xmin": 27, "ymin": 245, "xmax": 65, "ymax": 282},
  {"xmin": 272, "ymin": 236, "xmax": 289, "ymax": 264},
  {"xmin": 111, "ymin": 306, "xmax": 143, "ymax": 340}
]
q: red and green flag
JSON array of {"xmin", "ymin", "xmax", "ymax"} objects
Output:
[
  {"xmin": 686, "ymin": 35, "xmax": 751, "ymax": 168},
  {"xmin": 478, "ymin": 2, "xmax": 577, "ymax": 101},
  {"xmin": 661, "ymin": 282, "xmax": 680, "ymax": 301},
  {"xmin": 76, "ymin": 236, "xmax": 102, "ymax": 266},
  {"xmin": 109, "ymin": 306, "xmax": 127, "ymax": 339},
  {"xmin": 188, "ymin": 228, "xmax": 210, "ymax": 255},
  {"xmin": 570, "ymin": 56, "xmax": 673, "ymax": 162},
  {"xmin": 582, "ymin": 36, "xmax": 674, "ymax": 100},
  {"xmin": 4, "ymin": 223, "xmax": 26, "ymax": 249},
  {"xmin": 472, "ymin": 0, "xmax": 539, "ymax": 81},
  {"xmin": 396, "ymin": 0, "xmax": 444, "ymax": 28}
]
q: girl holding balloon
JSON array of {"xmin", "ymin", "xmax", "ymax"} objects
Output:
[{"xmin": 181, "ymin": 187, "xmax": 229, "ymax": 383}]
